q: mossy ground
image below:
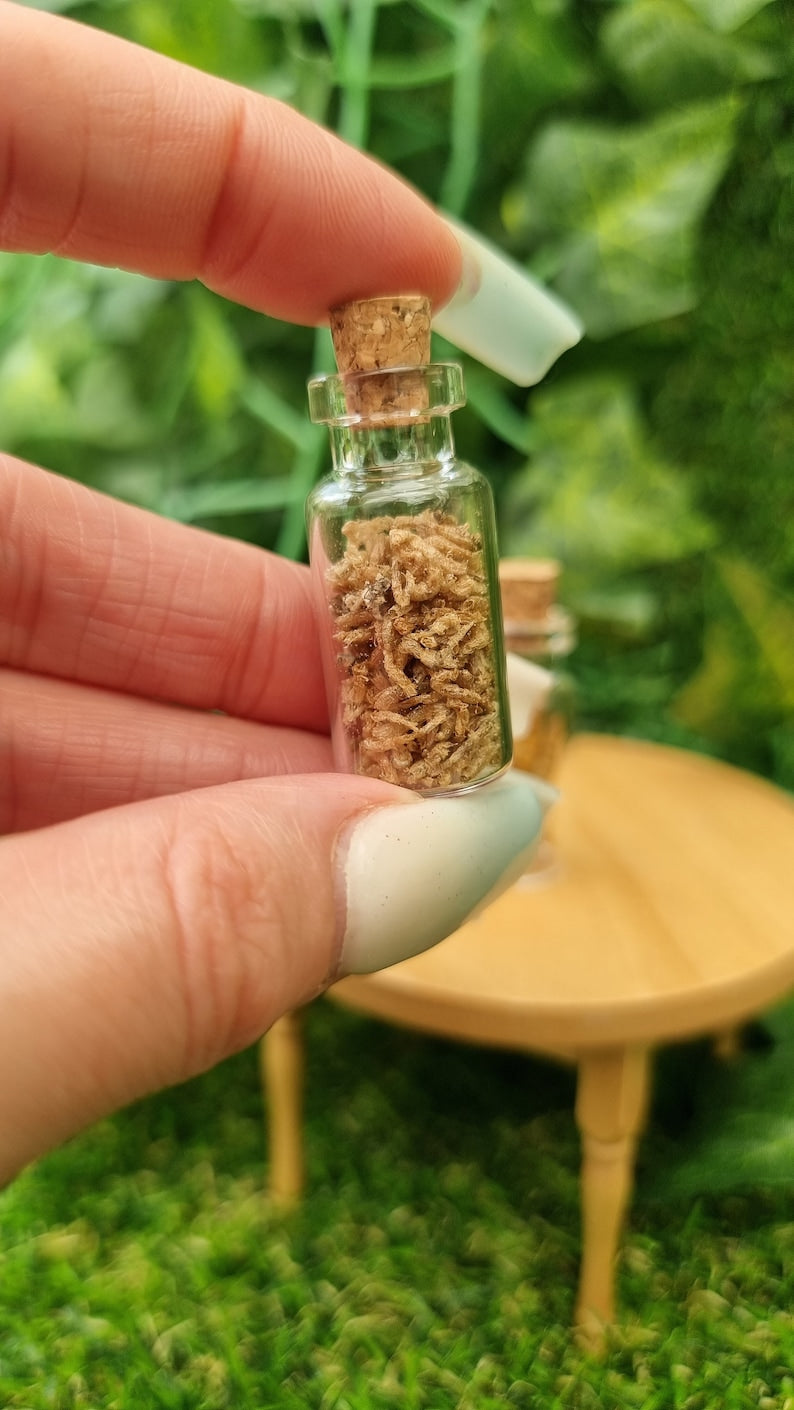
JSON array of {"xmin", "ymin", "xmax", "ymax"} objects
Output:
[{"xmin": 2, "ymin": 1003, "xmax": 794, "ymax": 1408}]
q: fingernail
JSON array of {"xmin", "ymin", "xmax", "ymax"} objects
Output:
[
  {"xmin": 433, "ymin": 216, "xmax": 583, "ymax": 386},
  {"xmin": 521, "ymin": 775, "xmax": 560, "ymax": 813},
  {"xmin": 336, "ymin": 772, "xmax": 552, "ymax": 976}
]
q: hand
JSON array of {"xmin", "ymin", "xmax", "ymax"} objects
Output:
[{"xmin": 0, "ymin": 1, "xmax": 546, "ymax": 1182}]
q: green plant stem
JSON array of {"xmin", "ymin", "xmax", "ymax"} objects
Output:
[
  {"xmin": 337, "ymin": 0, "xmax": 379, "ymax": 148},
  {"xmin": 274, "ymin": 421, "xmax": 326, "ymax": 560},
  {"xmin": 439, "ymin": 0, "xmax": 491, "ymax": 217},
  {"xmin": 276, "ymin": 0, "xmax": 379, "ymax": 560}
]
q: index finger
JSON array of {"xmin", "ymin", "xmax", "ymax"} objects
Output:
[
  {"xmin": 0, "ymin": 1, "xmax": 461, "ymax": 323},
  {"xmin": 0, "ymin": 454, "xmax": 328, "ymax": 731}
]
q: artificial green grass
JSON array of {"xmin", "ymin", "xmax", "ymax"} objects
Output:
[{"xmin": 2, "ymin": 1003, "xmax": 794, "ymax": 1407}]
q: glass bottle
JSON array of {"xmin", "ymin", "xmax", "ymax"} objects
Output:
[
  {"xmin": 306, "ymin": 359, "xmax": 512, "ymax": 796},
  {"xmin": 499, "ymin": 558, "xmax": 576, "ymax": 784}
]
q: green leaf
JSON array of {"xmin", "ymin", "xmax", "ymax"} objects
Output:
[
  {"xmin": 673, "ymin": 557, "xmax": 794, "ymax": 737},
  {"xmin": 771, "ymin": 721, "xmax": 794, "ymax": 792},
  {"xmin": 109, "ymin": 0, "xmax": 270, "ymax": 79},
  {"xmin": 687, "ymin": 0, "xmax": 777, "ymax": 32},
  {"xmin": 501, "ymin": 375, "xmax": 715, "ymax": 584},
  {"xmin": 160, "ymin": 475, "xmax": 298, "ymax": 523},
  {"xmin": 69, "ymin": 354, "xmax": 152, "ymax": 448},
  {"xmin": 510, "ymin": 97, "xmax": 741, "ymax": 336},
  {"xmin": 238, "ymin": 375, "xmax": 314, "ymax": 449},
  {"xmin": 188, "ymin": 290, "xmax": 246, "ymax": 420},
  {"xmin": 0, "ymin": 255, "xmax": 51, "ymax": 353},
  {"xmin": 367, "ymin": 46, "xmax": 459, "ymax": 88},
  {"xmin": 9, "ymin": 0, "xmax": 87, "ymax": 9},
  {"xmin": 571, "ymin": 583, "xmax": 660, "ymax": 640},
  {"xmin": 233, "ymin": 0, "xmax": 324, "ymax": 14},
  {"xmin": 672, "ymin": 618, "xmax": 748, "ymax": 739},
  {"xmin": 601, "ymin": 0, "xmax": 781, "ymax": 110},
  {"xmin": 463, "ymin": 365, "xmax": 532, "ymax": 454},
  {"xmin": 0, "ymin": 336, "xmax": 71, "ymax": 442},
  {"xmin": 719, "ymin": 557, "xmax": 794, "ymax": 709},
  {"xmin": 484, "ymin": 0, "xmax": 591, "ymax": 113},
  {"xmin": 644, "ymin": 997, "xmax": 794, "ymax": 1199}
]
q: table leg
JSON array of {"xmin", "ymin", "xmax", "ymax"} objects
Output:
[
  {"xmin": 574, "ymin": 1046, "xmax": 651, "ymax": 1344},
  {"xmin": 260, "ymin": 1010, "xmax": 305, "ymax": 1206},
  {"xmin": 713, "ymin": 1026, "xmax": 743, "ymax": 1061}
]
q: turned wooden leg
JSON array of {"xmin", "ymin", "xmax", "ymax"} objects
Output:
[
  {"xmin": 574, "ymin": 1046, "xmax": 651, "ymax": 1346},
  {"xmin": 260, "ymin": 1010, "xmax": 305, "ymax": 1206},
  {"xmin": 713, "ymin": 1026, "xmax": 743, "ymax": 1061}
]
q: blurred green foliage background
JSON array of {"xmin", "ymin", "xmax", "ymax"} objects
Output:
[{"xmin": 2, "ymin": 0, "xmax": 792, "ymax": 784}]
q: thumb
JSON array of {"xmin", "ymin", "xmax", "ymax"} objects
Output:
[{"xmin": 0, "ymin": 771, "xmax": 544, "ymax": 1179}]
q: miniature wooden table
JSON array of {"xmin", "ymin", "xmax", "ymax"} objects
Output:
[{"xmin": 262, "ymin": 735, "xmax": 794, "ymax": 1341}]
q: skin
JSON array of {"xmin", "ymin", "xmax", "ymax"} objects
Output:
[{"xmin": 0, "ymin": 0, "xmax": 462, "ymax": 1182}]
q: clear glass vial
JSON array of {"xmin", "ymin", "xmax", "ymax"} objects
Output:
[
  {"xmin": 499, "ymin": 559, "xmax": 576, "ymax": 783},
  {"xmin": 306, "ymin": 362, "xmax": 512, "ymax": 795}
]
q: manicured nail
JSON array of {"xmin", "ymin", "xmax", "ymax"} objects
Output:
[
  {"xmin": 336, "ymin": 772, "xmax": 553, "ymax": 976},
  {"xmin": 433, "ymin": 216, "xmax": 583, "ymax": 386}
]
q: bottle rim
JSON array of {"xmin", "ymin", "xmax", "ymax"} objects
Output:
[
  {"xmin": 307, "ymin": 361, "xmax": 465, "ymax": 426},
  {"xmin": 503, "ymin": 604, "xmax": 577, "ymax": 658}
]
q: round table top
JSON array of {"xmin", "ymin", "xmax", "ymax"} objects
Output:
[{"xmin": 331, "ymin": 735, "xmax": 794, "ymax": 1052}]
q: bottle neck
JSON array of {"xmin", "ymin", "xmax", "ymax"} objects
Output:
[
  {"xmin": 504, "ymin": 605, "xmax": 577, "ymax": 663},
  {"xmin": 327, "ymin": 415, "xmax": 456, "ymax": 479}
]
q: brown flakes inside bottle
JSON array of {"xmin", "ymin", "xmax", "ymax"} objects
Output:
[{"xmin": 327, "ymin": 509, "xmax": 502, "ymax": 790}]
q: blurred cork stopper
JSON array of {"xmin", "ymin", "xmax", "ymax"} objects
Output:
[
  {"xmin": 499, "ymin": 558, "xmax": 560, "ymax": 624},
  {"xmin": 330, "ymin": 295, "xmax": 431, "ymax": 419}
]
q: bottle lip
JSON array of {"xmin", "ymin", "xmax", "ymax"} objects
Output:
[
  {"xmin": 307, "ymin": 361, "xmax": 465, "ymax": 426},
  {"xmin": 504, "ymin": 604, "xmax": 577, "ymax": 657}
]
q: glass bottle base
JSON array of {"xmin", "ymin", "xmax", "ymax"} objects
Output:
[{"xmin": 403, "ymin": 757, "xmax": 513, "ymax": 799}]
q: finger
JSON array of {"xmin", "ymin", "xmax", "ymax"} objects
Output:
[
  {"xmin": 0, "ymin": 667, "xmax": 333, "ymax": 832},
  {"xmin": 0, "ymin": 456, "xmax": 327, "ymax": 730},
  {"xmin": 0, "ymin": 771, "xmax": 544, "ymax": 1180},
  {"xmin": 0, "ymin": 1, "xmax": 461, "ymax": 323}
]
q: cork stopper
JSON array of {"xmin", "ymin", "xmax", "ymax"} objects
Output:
[
  {"xmin": 329, "ymin": 295, "xmax": 432, "ymax": 420},
  {"xmin": 499, "ymin": 558, "xmax": 560, "ymax": 624}
]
